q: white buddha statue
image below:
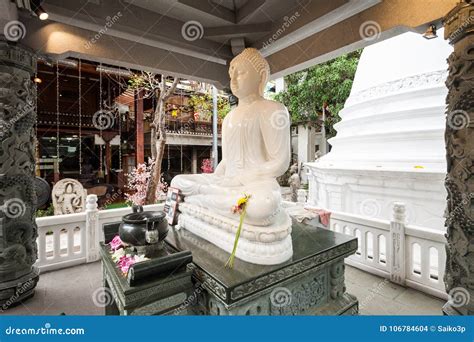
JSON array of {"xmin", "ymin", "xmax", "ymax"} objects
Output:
[
  {"xmin": 172, "ymin": 48, "xmax": 293, "ymax": 265},
  {"xmin": 171, "ymin": 48, "xmax": 291, "ymax": 226}
]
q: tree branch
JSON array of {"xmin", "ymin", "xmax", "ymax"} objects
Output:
[{"xmin": 164, "ymin": 76, "xmax": 180, "ymax": 99}]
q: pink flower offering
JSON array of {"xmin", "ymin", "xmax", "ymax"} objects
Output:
[
  {"xmin": 117, "ymin": 255, "xmax": 135, "ymax": 274},
  {"xmin": 109, "ymin": 235, "xmax": 123, "ymax": 251},
  {"xmin": 117, "ymin": 254, "xmax": 148, "ymax": 274}
]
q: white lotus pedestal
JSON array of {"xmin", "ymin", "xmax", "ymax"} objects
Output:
[
  {"xmin": 177, "ymin": 203, "xmax": 293, "ymax": 265},
  {"xmin": 168, "ymin": 210, "xmax": 359, "ymax": 315}
]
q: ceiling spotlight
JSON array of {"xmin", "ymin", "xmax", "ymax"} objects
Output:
[
  {"xmin": 32, "ymin": 1, "xmax": 49, "ymax": 20},
  {"xmin": 423, "ymin": 24, "xmax": 438, "ymax": 40},
  {"xmin": 38, "ymin": 9, "xmax": 49, "ymax": 21},
  {"xmin": 33, "ymin": 77, "xmax": 42, "ymax": 84}
]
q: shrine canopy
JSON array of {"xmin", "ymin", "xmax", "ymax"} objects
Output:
[{"xmin": 21, "ymin": 0, "xmax": 456, "ymax": 89}]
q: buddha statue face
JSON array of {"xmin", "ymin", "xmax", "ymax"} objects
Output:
[{"xmin": 229, "ymin": 48, "xmax": 270, "ymax": 99}]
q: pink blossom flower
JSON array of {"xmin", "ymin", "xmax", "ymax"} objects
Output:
[
  {"xmin": 201, "ymin": 158, "xmax": 214, "ymax": 173},
  {"xmin": 109, "ymin": 235, "xmax": 123, "ymax": 251},
  {"xmin": 125, "ymin": 158, "xmax": 169, "ymax": 205}
]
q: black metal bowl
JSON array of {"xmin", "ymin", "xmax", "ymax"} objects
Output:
[{"xmin": 119, "ymin": 205, "xmax": 168, "ymax": 246}]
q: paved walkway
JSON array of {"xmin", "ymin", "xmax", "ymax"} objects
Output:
[{"xmin": 3, "ymin": 263, "xmax": 444, "ymax": 315}]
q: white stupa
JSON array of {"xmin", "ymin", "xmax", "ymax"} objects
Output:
[{"xmin": 306, "ymin": 30, "xmax": 452, "ymax": 230}]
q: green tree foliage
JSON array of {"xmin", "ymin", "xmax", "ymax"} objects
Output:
[
  {"xmin": 274, "ymin": 50, "xmax": 362, "ymax": 138},
  {"xmin": 188, "ymin": 94, "xmax": 231, "ymax": 121}
]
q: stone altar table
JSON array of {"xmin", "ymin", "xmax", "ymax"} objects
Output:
[
  {"xmin": 166, "ymin": 219, "xmax": 359, "ymax": 315},
  {"xmin": 100, "ymin": 223, "xmax": 194, "ymax": 316}
]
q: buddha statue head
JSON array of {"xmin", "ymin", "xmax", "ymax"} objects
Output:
[{"xmin": 229, "ymin": 48, "xmax": 270, "ymax": 99}]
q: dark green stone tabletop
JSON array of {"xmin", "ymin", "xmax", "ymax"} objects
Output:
[{"xmin": 166, "ymin": 220, "xmax": 358, "ymax": 304}]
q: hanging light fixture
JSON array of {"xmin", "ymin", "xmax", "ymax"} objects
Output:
[
  {"xmin": 31, "ymin": 0, "xmax": 49, "ymax": 20},
  {"xmin": 423, "ymin": 24, "xmax": 438, "ymax": 40}
]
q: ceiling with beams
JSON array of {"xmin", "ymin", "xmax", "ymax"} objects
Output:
[
  {"xmin": 22, "ymin": 0, "xmax": 455, "ymax": 87},
  {"xmin": 39, "ymin": 0, "xmax": 372, "ymax": 64}
]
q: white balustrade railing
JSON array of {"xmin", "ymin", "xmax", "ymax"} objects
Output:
[
  {"xmin": 328, "ymin": 202, "xmax": 447, "ymax": 300},
  {"xmin": 36, "ymin": 195, "xmax": 448, "ymax": 300},
  {"xmin": 35, "ymin": 195, "xmax": 164, "ymax": 272},
  {"xmin": 36, "ymin": 212, "xmax": 86, "ymax": 272}
]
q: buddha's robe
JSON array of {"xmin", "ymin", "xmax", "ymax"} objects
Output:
[{"xmin": 170, "ymin": 99, "xmax": 290, "ymax": 226}]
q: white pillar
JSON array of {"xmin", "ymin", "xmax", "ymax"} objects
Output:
[
  {"xmin": 85, "ymin": 194, "xmax": 100, "ymax": 263},
  {"xmin": 274, "ymin": 77, "xmax": 285, "ymax": 93},
  {"xmin": 390, "ymin": 202, "xmax": 406, "ymax": 285},
  {"xmin": 297, "ymin": 124, "xmax": 316, "ymax": 184},
  {"xmin": 191, "ymin": 147, "xmax": 198, "ymax": 174},
  {"xmin": 321, "ymin": 106, "xmax": 327, "ymax": 155}
]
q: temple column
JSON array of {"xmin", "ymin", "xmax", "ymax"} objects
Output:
[
  {"xmin": 191, "ymin": 147, "xmax": 198, "ymax": 174},
  {"xmin": 0, "ymin": 41, "xmax": 39, "ymax": 307},
  {"xmin": 134, "ymin": 89, "xmax": 144, "ymax": 165},
  {"xmin": 442, "ymin": 0, "xmax": 474, "ymax": 315}
]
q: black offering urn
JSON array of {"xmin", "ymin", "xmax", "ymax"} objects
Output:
[{"xmin": 119, "ymin": 205, "xmax": 168, "ymax": 246}]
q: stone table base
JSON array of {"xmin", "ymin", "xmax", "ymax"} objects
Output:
[
  {"xmin": 100, "ymin": 239, "xmax": 194, "ymax": 316},
  {"xmin": 166, "ymin": 219, "xmax": 358, "ymax": 315}
]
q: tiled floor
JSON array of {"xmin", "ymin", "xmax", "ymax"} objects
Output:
[
  {"xmin": 3, "ymin": 262, "xmax": 104, "ymax": 316},
  {"xmin": 2, "ymin": 263, "xmax": 444, "ymax": 315},
  {"xmin": 345, "ymin": 266, "xmax": 445, "ymax": 315}
]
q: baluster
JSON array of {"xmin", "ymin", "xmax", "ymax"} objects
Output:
[
  {"xmin": 438, "ymin": 245, "xmax": 446, "ymax": 285},
  {"xmin": 37, "ymin": 228, "xmax": 46, "ymax": 262},
  {"xmin": 420, "ymin": 241, "xmax": 430, "ymax": 282},
  {"xmin": 67, "ymin": 228, "xmax": 74, "ymax": 257},
  {"xmin": 389, "ymin": 202, "xmax": 406, "ymax": 285},
  {"xmin": 53, "ymin": 228, "xmax": 61, "ymax": 260},
  {"xmin": 374, "ymin": 232, "xmax": 380, "ymax": 264},
  {"xmin": 85, "ymin": 195, "xmax": 100, "ymax": 262},
  {"xmin": 360, "ymin": 228, "xmax": 367, "ymax": 260}
]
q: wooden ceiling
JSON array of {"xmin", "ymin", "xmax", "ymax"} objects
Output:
[{"xmin": 21, "ymin": 0, "xmax": 458, "ymax": 88}]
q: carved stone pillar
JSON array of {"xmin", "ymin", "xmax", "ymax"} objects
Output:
[
  {"xmin": 0, "ymin": 42, "xmax": 39, "ymax": 309},
  {"xmin": 442, "ymin": 0, "xmax": 474, "ymax": 315}
]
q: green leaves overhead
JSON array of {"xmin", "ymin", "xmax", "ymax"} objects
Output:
[{"xmin": 274, "ymin": 50, "xmax": 361, "ymax": 138}]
